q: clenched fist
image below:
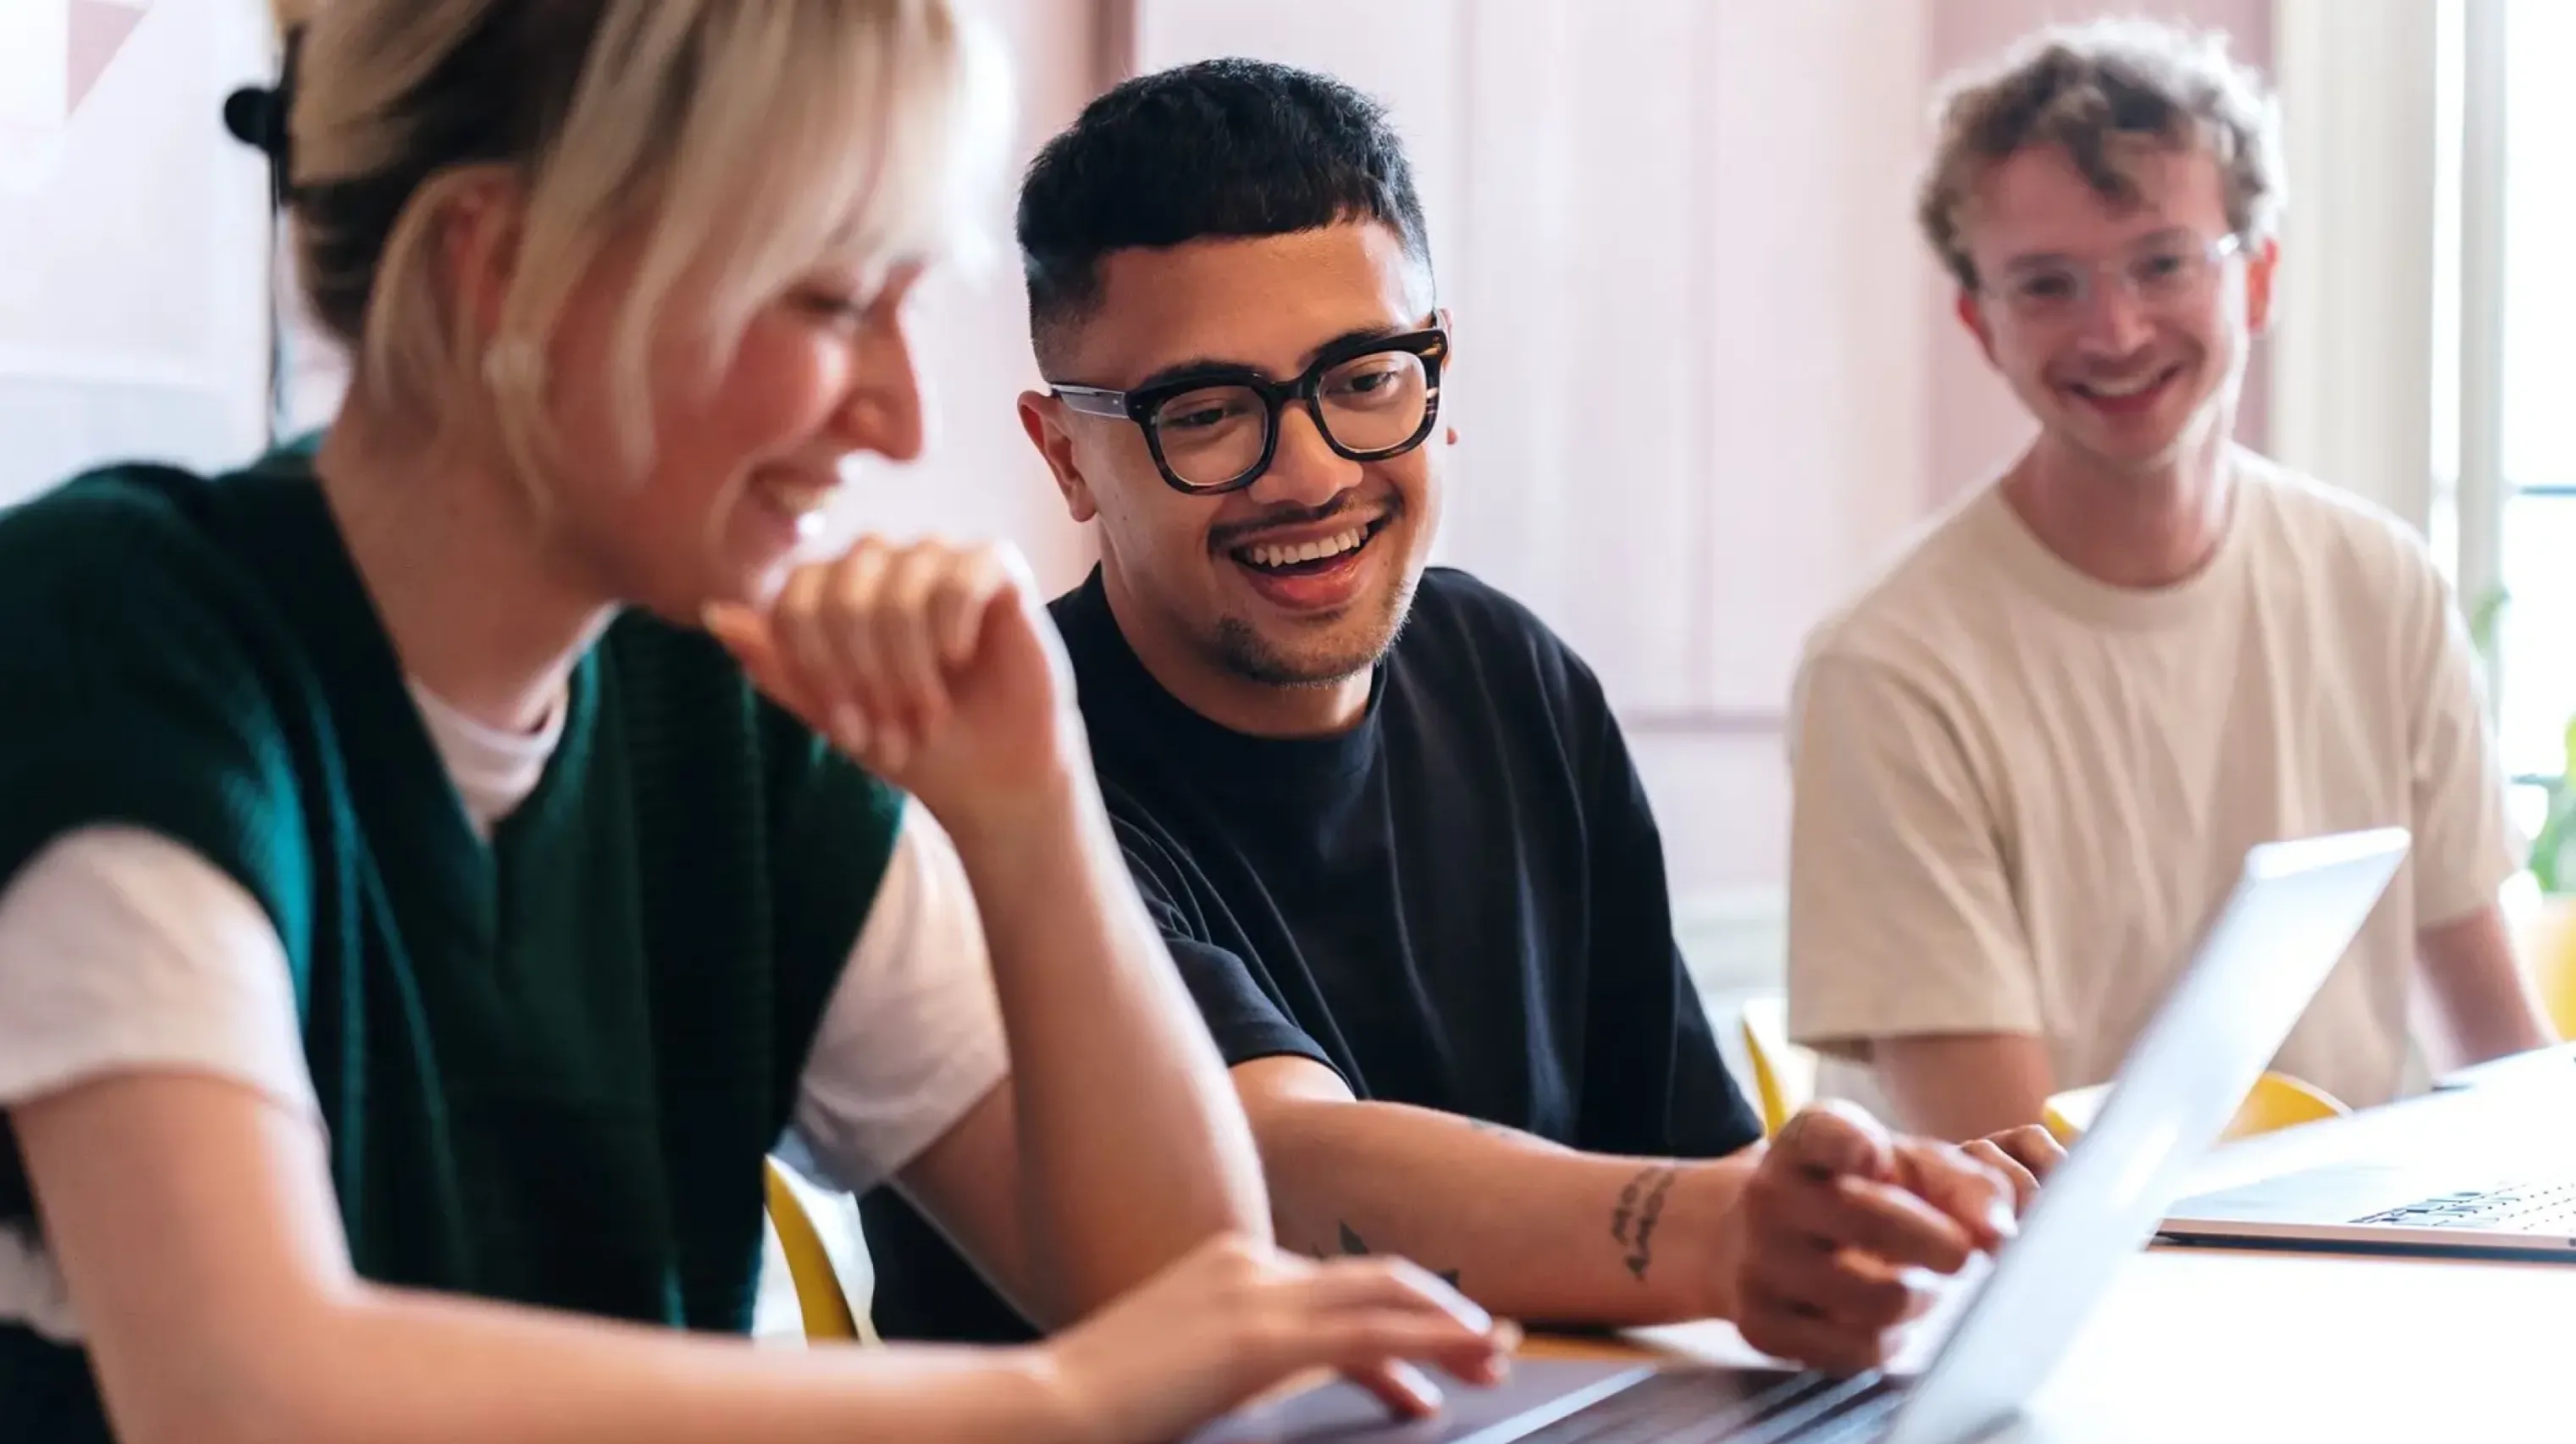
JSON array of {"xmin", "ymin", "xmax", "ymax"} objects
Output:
[{"xmin": 705, "ymin": 535, "xmax": 1081, "ymax": 825}]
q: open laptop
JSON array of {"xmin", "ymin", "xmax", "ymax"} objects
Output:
[
  {"xmin": 2157, "ymin": 1036, "xmax": 2576, "ymax": 1267},
  {"xmin": 2159, "ymin": 1165, "xmax": 2576, "ymax": 1262},
  {"xmin": 1186, "ymin": 827, "xmax": 2410, "ymax": 1444}
]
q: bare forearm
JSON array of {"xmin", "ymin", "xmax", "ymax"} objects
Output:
[
  {"xmin": 2421, "ymin": 908, "xmax": 2557, "ymax": 1064},
  {"xmin": 170, "ymin": 1286, "xmax": 1075, "ymax": 1444},
  {"xmin": 1249, "ymin": 1096, "xmax": 1750, "ymax": 1328},
  {"xmin": 23, "ymin": 1082, "xmax": 1090, "ymax": 1444},
  {"xmin": 2441, "ymin": 988, "xmax": 2554, "ymax": 1062},
  {"xmin": 944, "ymin": 765, "xmax": 1269, "ymax": 1317},
  {"xmin": 1869, "ymin": 1033, "xmax": 2054, "ymax": 1142}
]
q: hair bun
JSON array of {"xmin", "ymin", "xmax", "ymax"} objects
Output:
[
  {"xmin": 222, "ymin": 83, "xmax": 285, "ymax": 156},
  {"xmin": 223, "ymin": 27, "xmax": 301, "ymax": 204}
]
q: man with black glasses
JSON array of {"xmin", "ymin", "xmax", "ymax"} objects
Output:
[{"xmin": 857, "ymin": 58, "xmax": 2059, "ymax": 1371}]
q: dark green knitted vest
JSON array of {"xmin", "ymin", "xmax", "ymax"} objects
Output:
[{"xmin": 0, "ymin": 455, "xmax": 901, "ymax": 1441}]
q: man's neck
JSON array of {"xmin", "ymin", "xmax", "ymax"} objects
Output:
[
  {"xmin": 2003, "ymin": 425, "xmax": 2241, "ymax": 590},
  {"xmin": 316, "ymin": 413, "xmax": 613, "ymax": 736},
  {"xmin": 1098, "ymin": 569, "xmax": 1374, "ymax": 740}
]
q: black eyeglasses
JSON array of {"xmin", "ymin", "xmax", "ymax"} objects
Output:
[{"xmin": 1050, "ymin": 319, "xmax": 1450, "ymax": 495}]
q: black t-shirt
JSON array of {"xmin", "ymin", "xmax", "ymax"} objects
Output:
[{"xmin": 858, "ymin": 565, "xmax": 1761, "ymax": 1342}]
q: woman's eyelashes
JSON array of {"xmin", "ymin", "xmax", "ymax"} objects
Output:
[{"xmin": 792, "ymin": 288, "xmax": 871, "ymax": 328}]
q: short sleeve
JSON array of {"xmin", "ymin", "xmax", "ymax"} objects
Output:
[
  {"xmin": 790, "ymin": 804, "xmax": 1009, "ymax": 1192},
  {"xmin": 0, "ymin": 827, "xmax": 318, "ymax": 1345},
  {"xmin": 2402, "ymin": 566, "xmax": 2521, "ymax": 927},
  {"xmin": 1114, "ymin": 821, "xmax": 1333, "ymax": 1075},
  {"xmin": 1785, "ymin": 652, "xmax": 2042, "ymax": 1054},
  {"xmin": 1562, "ymin": 662, "xmax": 1761, "ymax": 1159},
  {"xmin": 0, "ymin": 827, "xmax": 317, "ymax": 1119}
]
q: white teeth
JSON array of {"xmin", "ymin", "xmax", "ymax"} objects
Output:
[
  {"xmin": 1241, "ymin": 525, "xmax": 1369, "ymax": 570},
  {"xmin": 2083, "ymin": 373, "xmax": 2161, "ymax": 397},
  {"xmin": 755, "ymin": 476, "xmax": 835, "ymax": 517}
]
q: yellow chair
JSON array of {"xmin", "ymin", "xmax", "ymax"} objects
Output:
[
  {"xmin": 2043, "ymin": 1070, "xmax": 2347, "ymax": 1146},
  {"xmin": 2510, "ymin": 888, "xmax": 2576, "ymax": 1042},
  {"xmin": 1737, "ymin": 991, "xmax": 2345, "ymax": 1147},
  {"xmin": 1738, "ymin": 994, "xmax": 1816, "ymax": 1137},
  {"xmin": 763, "ymin": 1157, "xmax": 863, "ymax": 1342}
]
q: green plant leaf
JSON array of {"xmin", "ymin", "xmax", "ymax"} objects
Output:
[
  {"xmin": 2470, "ymin": 584, "xmax": 2512, "ymax": 656},
  {"xmin": 2536, "ymin": 774, "xmax": 2574, "ymax": 896}
]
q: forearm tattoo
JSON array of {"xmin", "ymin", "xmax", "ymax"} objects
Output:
[{"xmin": 1609, "ymin": 1165, "xmax": 1680, "ymax": 1281}]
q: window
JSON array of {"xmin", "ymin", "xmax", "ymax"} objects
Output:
[{"xmin": 2496, "ymin": 0, "xmax": 2576, "ymax": 797}]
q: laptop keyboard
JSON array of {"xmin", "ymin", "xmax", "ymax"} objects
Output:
[
  {"xmin": 1518, "ymin": 1369, "xmax": 1904, "ymax": 1444},
  {"xmin": 2357, "ymin": 1179, "xmax": 2576, "ymax": 1233}
]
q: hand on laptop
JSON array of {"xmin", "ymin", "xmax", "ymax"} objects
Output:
[
  {"xmin": 1040, "ymin": 1232, "xmax": 1517, "ymax": 1441},
  {"xmin": 1961, "ymin": 1125, "xmax": 2065, "ymax": 1213},
  {"xmin": 1720, "ymin": 1101, "xmax": 2017, "ymax": 1375}
]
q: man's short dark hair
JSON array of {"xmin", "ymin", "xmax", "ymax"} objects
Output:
[{"xmin": 1017, "ymin": 58, "xmax": 1434, "ymax": 370}]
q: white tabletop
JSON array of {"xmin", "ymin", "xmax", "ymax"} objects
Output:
[{"xmin": 1625, "ymin": 1059, "xmax": 2576, "ymax": 1440}]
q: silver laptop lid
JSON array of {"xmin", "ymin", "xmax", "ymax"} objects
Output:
[{"xmin": 1882, "ymin": 827, "xmax": 2408, "ymax": 1444}]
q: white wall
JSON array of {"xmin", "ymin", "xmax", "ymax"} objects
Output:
[
  {"xmin": 2266, "ymin": 0, "xmax": 2442, "ymax": 533},
  {"xmin": 0, "ymin": 0, "xmax": 274, "ymax": 507}
]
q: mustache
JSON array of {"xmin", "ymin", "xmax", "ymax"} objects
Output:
[{"xmin": 1208, "ymin": 497, "xmax": 1395, "ymax": 551}]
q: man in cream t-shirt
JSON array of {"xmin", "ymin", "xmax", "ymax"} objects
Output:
[{"xmin": 1787, "ymin": 19, "xmax": 2555, "ymax": 1138}]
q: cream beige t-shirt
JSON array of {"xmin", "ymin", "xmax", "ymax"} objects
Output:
[{"xmin": 1784, "ymin": 450, "xmax": 2518, "ymax": 1115}]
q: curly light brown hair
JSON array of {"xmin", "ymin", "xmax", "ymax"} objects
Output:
[{"xmin": 1917, "ymin": 18, "xmax": 2283, "ymax": 291}]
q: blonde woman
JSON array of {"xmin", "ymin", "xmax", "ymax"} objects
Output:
[{"xmin": 0, "ymin": 3, "xmax": 1511, "ymax": 1442}]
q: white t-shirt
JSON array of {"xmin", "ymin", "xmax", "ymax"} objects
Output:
[
  {"xmin": 1784, "ymin": 451, "xmax": 2519, "ymax": 1119},
  {"xmin": 0, "ymin": 680, "xmax": 1009, "ymax": 1342}
]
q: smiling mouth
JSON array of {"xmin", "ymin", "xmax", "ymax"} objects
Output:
[
  {"xmin": 749, "ymin": 471, "xmax": 839, "ymax": 533},
  {"xmin": 1228, "ymin": 517, "xmax": 1391, "ymax": 575},
  {"xmin": 2068, "ymin": 363, "xmax": 2184, "ymax": 405}
]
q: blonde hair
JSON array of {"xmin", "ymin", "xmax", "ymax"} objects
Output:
[
  {"xmin": 1916, "ymin": 18, "xmax": 2282, "ymax": 291},
  {"xmin": 279, "ymin": 0, "xmax": 1007, "ymax": 483}
]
